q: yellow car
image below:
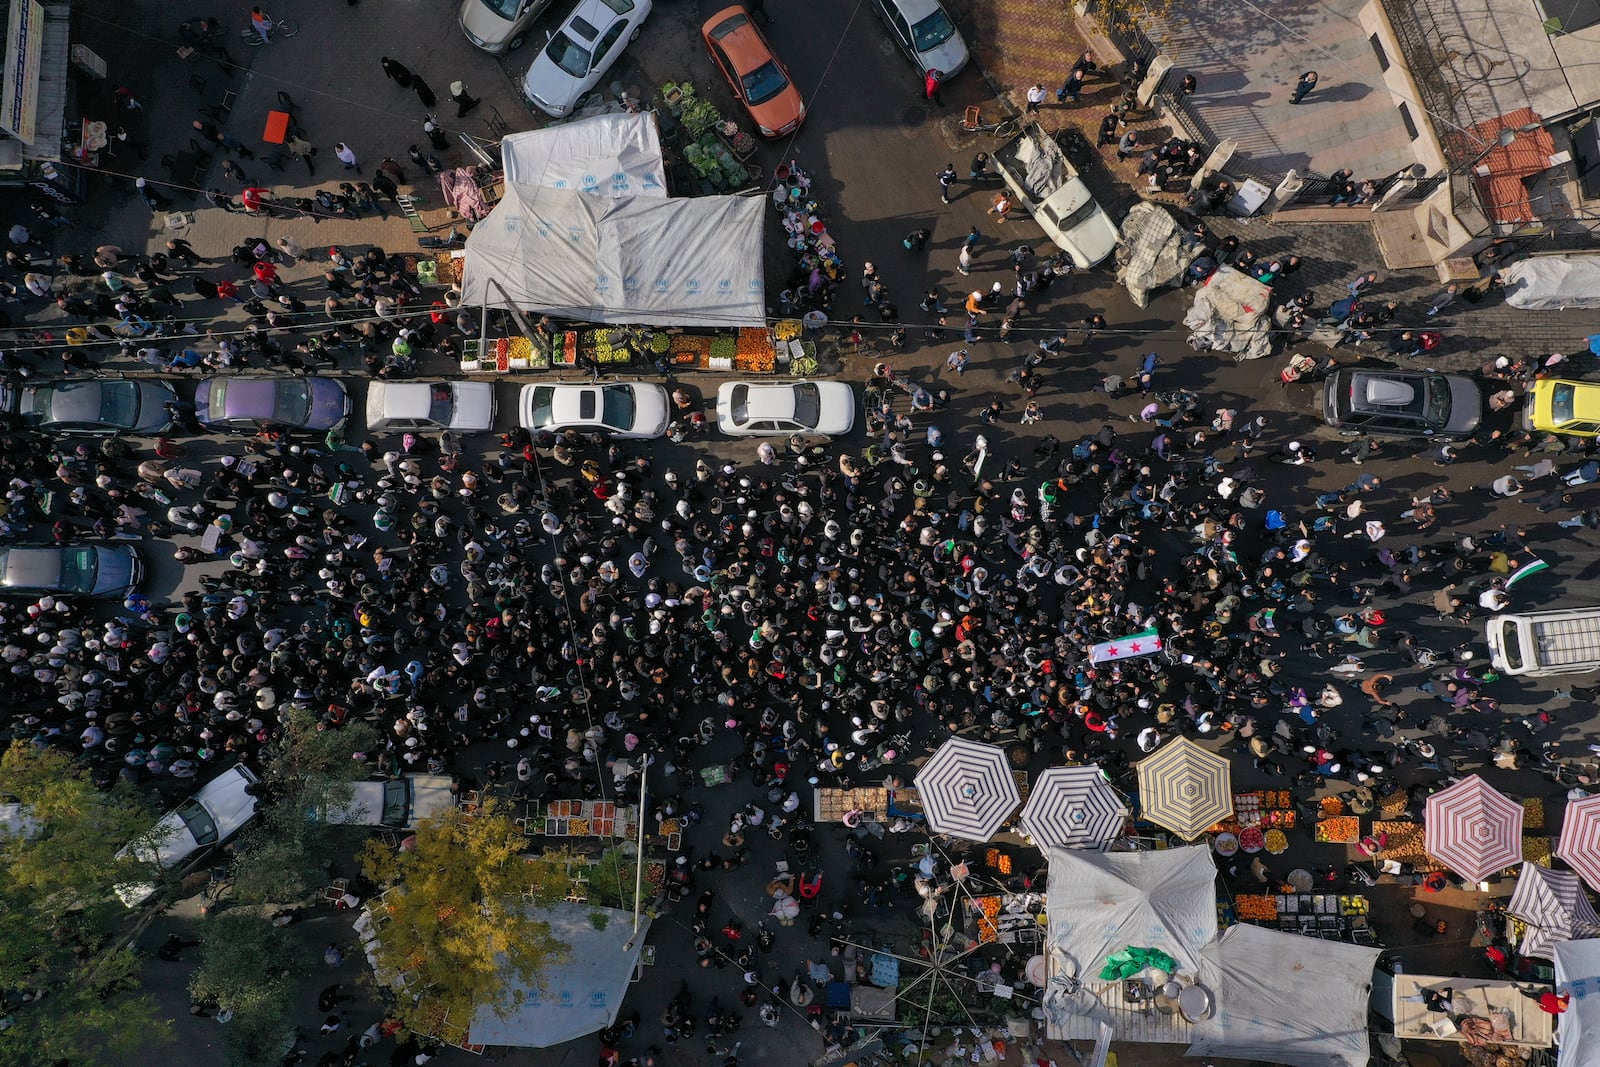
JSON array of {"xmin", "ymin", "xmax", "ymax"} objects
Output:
[{"xmin": 1524, "ymin": 379, "xmax": 1600, "ymax": 435}]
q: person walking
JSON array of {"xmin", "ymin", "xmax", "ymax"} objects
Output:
[
  {"xmin": 1291, "ymin": 70, "xmax": 1318, "ymax": 104},
  {"xmin": 413, "ymin": 75, "xmax": 438, "ymax": 110},
  {"xmin": 1346, "ymin": 271, "xmax": 1378, "ymax": 298},
  {"xmin": 1116, "ymin": 129, "xmax": 1139, "ymax": 161},
  {"xmin": 285, "ymin": 134, "xmax": 316, "ymax": 176},
  {"xmin": 957, "ymin": 243, "xmax": 972, "ymax": 276},
  {"xmin": 1425, "ymin": 283, "xmax": 1458, "ymax": 317},
  {"xmin": 987, "ymin": 191, "xmax": 1012, "ymax": 223},
  {"xmin": 335, "ymin": 142, "xmax": 360, "ymax": 172},
  {"xmin": 936, "ymin": 163, "xmax": 956, "ymax": 204},
  {"xmin": 1179, "ymin": 73, "xmax": 1197, "ymax": 96},
  {"xmin": 424, "ymin": 118, "xmax": 450, "ymax": 151},
  {"xmin": 1056, "ymin": 68, "xmax": 1085, "ymax": 104},
  {"xmin": 1025, "ymin": 83, "xmax": 1047, "ymax": 114},
  {"xmin": 449, "ymin": 81, "xmax": 480, "ymax": 117},
  {"xmin": 381, "ymin": 56, "xmax": 414, "ymax": 87},
  {"xmin": 924, "ymin": 68, "xmax": 944, "ymax": 107}
]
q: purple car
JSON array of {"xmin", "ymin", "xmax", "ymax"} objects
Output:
[{"xmin": 193, "ymin": 376, "xmax": 351, "ymax": 433}]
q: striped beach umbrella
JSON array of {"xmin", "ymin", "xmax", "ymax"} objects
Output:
[
  {"xmin": 1019, "ymin": 766, "xmax": 1127, "ymax": 849},
  {"xmin": 913, "ymin": 738, "xmax": 1020, "ymax": 842},
  {"xmin": 1507, "ymin": 863, "xmax": 1600, "ymax": 959},
  {"xmin": 1557, "ymin": 794, "xmax": 1600, "ymax": 892},
  {"xmin": 1424, "ymin": 774, "xmax": 1523, "ymax": 883},
  {"xmin": 1135, "ymin": 737, "xmax": 1232, "ymax": 841}
]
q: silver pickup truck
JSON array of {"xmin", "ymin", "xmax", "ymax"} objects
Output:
[{"xmin": 990, "ymin": 122, "xmax": 1119, "ymax": 270}]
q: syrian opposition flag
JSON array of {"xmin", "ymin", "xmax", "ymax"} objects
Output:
[
  {"xmin": 1089, "ymin": 627, "xmax": 1163, "ymax": 665},
  {"xmin": 1505, "ymin": 556, "xmax": 1549, "ymax": 590}
]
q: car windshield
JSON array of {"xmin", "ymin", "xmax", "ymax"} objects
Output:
[
  {"xmin": 272, "ymin": 382, "xmax": 311, "ymax": 425},
  {"xmin": 175, "ymin": 798, "xmax": 219, "ymax": 848},
  {"xmin": 600, "ymin": 386, "xmax": 636, "ymax": 430},
  {"xmin": 1553, "ymin": 383, "xmax": 1577, "ymax": 423},
  {"xmin": 730, "ymin": 385, "xmax": 750, "ymax": 424},
  {"xmin": 599, "ymin": 0, "xmax": 633, "ymax": 11},
  {"xmin": 1424, "ymin": 376, "xmax": 1452, "ymax": 427},
  {"xmin": 59, "ymin": 547, "xmax": 97, "ymax": 594},
  {"xmin": 481, "ymin": 0, "xmax": 521, "ymax": 18},
  {"xmin": 381, "ymin": 781, "xmax": 408, "ymax": 826},
  {"xmin": 1059, "ymin": 198, "xmax": 1101, "ymax": 231},
  {"xmin": 910, "ymin": 8, "xmax": 955, "ymax": 50},
  {"xmin": 793, "ymin": 384, "xmax": 821, "ymax": 428},
  {"xmin": 743, "ymin": 60, "xmax": 790, "ymax": 105},
  {"xmin": 428, "ymin": 385, "xmax": 455, "ymax": 426},
  {"xmin": 546, "ymin": 30, "xmax": 592, "ymax": 77},
  {"xmin": 528, "ymin": 387, "xmax": 555, "ymax": 428}
]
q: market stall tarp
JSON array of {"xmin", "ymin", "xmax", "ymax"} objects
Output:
[
  {"xmin": 1553, "ymin": 937, "xmax": 1600, "ymax": 1067},
  {"xmin": 465, "ymin": 904, "xmax": 649, "ymax": 1048},
  {"xmin": 459, "ymin": 185, "xmax": 766, "ymax": 328},
  {"xmin": 1182, "ymin": 265, "xmax": 1274, "ymax": 360},
  {"xmin": 1508, "ymin": 863, "xmax": 1600, "ymax": 959},
  {"xmin": 1500, "ymin": 255, "xmax": 1600, "ymax": 310},
  {"xmin": 1044, "ymin": 844, "xmax": 1217, "ymax": 979},
  {"xmin": 1115, "ymin": 202, "xmax": 1186, "ymax": 308},
  {"xmin": 1187, "ymin": 924, "xmax": 1378, "ymax": 1067},
  {"xmin": 499, "ymin": 112, "xmax": 666, "ymax": 197},
  {"xmin": 1423, "ymin": 773, "xmax": 1523, "ymax": 883}
]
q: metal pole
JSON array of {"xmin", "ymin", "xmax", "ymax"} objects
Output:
[{"xmin": 624, "ymin": 763, "xmax": 647, "ymax": 949}]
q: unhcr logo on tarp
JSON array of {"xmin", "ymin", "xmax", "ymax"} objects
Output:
[
  {"xmin": 685, "ymin": 278, "xmax": 702, "ymax": 295},
  {"xmin": 589, "ymin": 991, "xmax": 608, "ymax": 1010},
  {"xmin": 642, "ymin": 172, "xmax": 663, "ymax": 191},
  {"xmin": 654, "ymin": 278, "xmax": 670, "ymax": 294},
  {"xmin": 566, "ymin": 227, "xmax": 582, "ymax": 244},
  {"xmin": 581, "ymin": 174, "xmax": 599, "ymax": 191},
  {"xmin": 623, "ymin": 276, "xmax": 640, "ymax": 293},
  {"xmin": 595, "ymin": 274, "xmax": 611, "ymax": 295},
  {"xmin": 611, "ymin": 171, "xmax": 630, "ymax": 194}
]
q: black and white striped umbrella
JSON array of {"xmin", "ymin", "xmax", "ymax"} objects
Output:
[
  {"xmin": 914, "ymin": 738, "xmax": 1020, "ymax": 842},
  {"xmin": 1019, "ymin": 766, "xmax": 1127, "ymax": 849},
  {"xmin": 1136, "ymin": 737, "xmax": 1232, "ymax": 841}
]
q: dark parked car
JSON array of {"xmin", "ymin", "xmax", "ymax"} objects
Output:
[
  {"xmin": 5, "ymin": 379, "xmax": 178, "ymax": 435},
  {"xmin": 0, "ymin": 543, "xmax": 144, "ymax": 599},
  {"xmin": 1322, "ymin": 368, "xmax": 1482, "ymax": 439},
  {"xmin": 193, "ymin": 376, "xmax": 350, "ymax": 433}
]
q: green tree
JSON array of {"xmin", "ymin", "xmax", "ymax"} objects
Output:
[
  {"xmin": 229, "ymin": 705, "xmax": 378, "ymax": 906},
  {"xmin": 360, "ymin": 800, "xmax": 568, "ymax": 1034},
  {"xmin": 188, "ymin": 912, "xmax": 307, "ymax": 1066},
  {"xmin": 0, "ymin": 743, "xmax": 171, "ymax": 1066}
]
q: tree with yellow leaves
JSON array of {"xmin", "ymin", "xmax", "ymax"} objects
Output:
[{"xmin": 360, "ymin": 799, "xmax": 569, "ymax": 1035}]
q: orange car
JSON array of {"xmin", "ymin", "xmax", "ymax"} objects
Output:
[{"xmin": 700, "ymin": 6, "xmax": 806, "ymax": 138}]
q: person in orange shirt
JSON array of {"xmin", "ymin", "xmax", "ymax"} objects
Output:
[{"xmin": 964, "ymin": 289, "xmax": 984, "ymax": 316}]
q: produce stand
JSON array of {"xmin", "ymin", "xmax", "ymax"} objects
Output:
[
  {"xmin": 460, "ymin": 325, "xmax": 785, "ymax": 375},
  {"xmin": 659, "ymin": 82, "xmax": 760, "ymax": 193},
  {"xmin": 1231, "ymin": 891, "xmax": 1372, "ymax": 940},
  {"xmin": 813, "ymin": 786, "xmax": 889, "ymax": 823}
]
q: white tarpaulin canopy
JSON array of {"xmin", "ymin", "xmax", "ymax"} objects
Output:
[
  {"xmin": 499, "ymin": 113, "xmax": 666, "ymax": 198},
  {"xmin": 1044, "ymin": 844, "xmax": 1217, "ymax": 979},
  {"xmin": 465, "ymin": 904, "xmax": 649, "ymax": 1048},
  {"xmin": 1186, "ymin": 924, "xmax": 1379, "ymax": 1067},
  {"xmin": 1555, "ymin": 938, "xmax": 1600, "ymax": 1067},
  {"xmin": 458, "ymin": 185, "xmax": 766, "ymax": 327},
  {"xmin": 1501, "ymin": 255, "xmax": 1600, "ymax": 310},
  {"xmin": 1183, "ymin": 265, "xmax": 1275, "ymax": 360}
]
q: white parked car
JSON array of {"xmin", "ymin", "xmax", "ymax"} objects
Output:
[
  {"xmin": 518, "ymin": 382, "xmax": 670, "ymax": 438},
  {"xmin": 715, "ymin": 381, "xmax": 855, "ymax": 436},
  {"xmin": 329, "ymin": 774, "xmax": 457, "ymax": 830},
  {"xmin": 458, "ymin": 0, "xmax": 556, "ymax": 53},
  {"xmin": 365, "ymin": 381, "xmax": 497, "ymax": 434},
  {"xmin": 871, "ymin": 0, "xmax": 968, "ymax": 81},
  {"xmin": 115, "ymin": 765, "xmax": 261, "ymax": 906},
  {"xmin": 521, "ymin": 0, "xmax": 654, "ymax": 117}
]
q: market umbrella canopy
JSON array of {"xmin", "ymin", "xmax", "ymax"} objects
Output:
[
  {"xmin": 1424, "ymin": 774, "xmax": 1523, "ymax": 883},
  {"xmin": 1557, "ymin": 794, "xmax": 1600, "ymax": 892},
  {"xmin": 1507, "ymin": 863, "xmax": 1600, "ymax": 959},
  {"xmin": 1136, "ymin": 737, "xmax": 1232, "ymax": 841},
  {"xmin": 913, "ymin": 737, "xmax": 1020, "ymax": 841},
  {"xmin": 1019, "ymin": 766, "xmax": 1127, "ymax": 849}
]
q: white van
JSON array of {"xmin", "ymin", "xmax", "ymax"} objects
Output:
[{"xmin": 1486, "ymin": 608, "xmax": 1600, "ymax": 677}]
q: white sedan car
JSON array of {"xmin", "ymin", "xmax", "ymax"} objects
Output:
[
  {"xmin": 518, "ymin": 382, "xmax": 670, "ymax": 438},
  {"xmin": 115, "ymin": 764, "xmax": 261, "ymax": 906},
  {"xmin": 329, "ymin": 774, "xmax": 457, "ymax": 830},
  {"xmin": 365, "ymin": 381, "xmax": 497, "ymax": 434},
  {"xmin": 521, "ymin": 0, "xmax": 653, "ymax": 117},
  {"xmin": 871, "ymin": 0, "xmax": 968, "ymax": 81},
  {"xmin": 715, "ymin": 381, "xmax": 855, "ymax": 436}
]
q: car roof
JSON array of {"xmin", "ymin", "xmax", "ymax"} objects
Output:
[
  {"xmin": 218, "ymin": 378, "xmax": 280, "ymax": 418},
  {"xmin": 887, "ymin": 0, "xmax": 944, "ymax": 19},
  {"xmin": 0, "ymin": 546, "xmax": 62, "ymax": 588},
  {"xmin": 35, "ymin": 380, "xmax": 118, "ymax": 423},
  {"xmin": 737, "ymin": 382, "xmax": 803, "ymax": 420},
  {"xmin": 368, "ymin": 382, "xmax": 433, "ymax": 421},
  {"xmin": 193, "ymin": 764, "xmax": 261, "ymax": 841},
  {"xmin": 704, "ymin": 7, "xmax": 771, "ymax": 69},
  {"xmin": 1551, "ymin": 379, "xmax": 1600, "ymax": 421}
]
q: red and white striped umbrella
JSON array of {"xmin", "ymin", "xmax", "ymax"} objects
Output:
[
  {"xmin": 1556, "ymin": 794, "xmax": 1600, "ymax": 892},
  {"xmin": 1424, "ymin": 775, "xmax": 1523, "ymax": 883}
]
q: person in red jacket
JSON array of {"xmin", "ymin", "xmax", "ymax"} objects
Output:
[{"xmin": 924, "ymin": 68, "xmax": 944, "ymax": 107}]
